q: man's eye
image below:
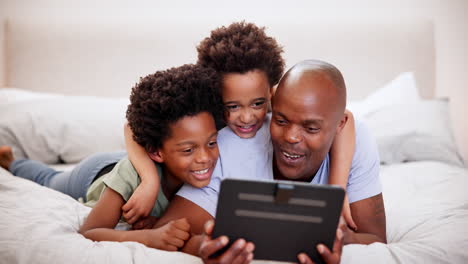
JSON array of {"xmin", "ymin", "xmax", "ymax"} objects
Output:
[
  {"xmin": 307, "ymin": 127, "xmax": 320, "ymax": 133},
  {"xmin": 275, "ymin": 119, "xmax": 286, "ymax": 125}
]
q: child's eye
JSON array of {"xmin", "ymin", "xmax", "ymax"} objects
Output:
[
  {"xmin": 225, "ymin": 105, "xmax": 239, "ymax": 111},
  {"xmin": 182, "ymin": 148, "xmax": 193, "ymax": 153},
  {"xmin": 208, "ymin": 141, "xmax": 217, "ymax": 147},
  {"xmin": 252, "ymin": 100, "xmax": 266, "ymax": 108}
]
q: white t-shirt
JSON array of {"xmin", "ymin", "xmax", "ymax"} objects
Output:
[{"xmin": 177, "ymin": 114, "xmax": 382, "ymax": 217}]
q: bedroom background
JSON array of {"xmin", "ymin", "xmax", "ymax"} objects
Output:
[
  {"xmin": 1, "ymin": 0, "xmax": 467, "ymax": 164},
  {"xmin": 1, "ymin": 1, "xmax": 468, "ymax": 264}
]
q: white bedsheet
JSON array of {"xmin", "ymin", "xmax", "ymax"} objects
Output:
[{"xmin": 1, "ymin": 161, "xmax": 467, "ymax": 263}]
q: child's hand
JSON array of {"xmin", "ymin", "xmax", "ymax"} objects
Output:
[
  {"xmin": 122, "ymin": 181, "xmax": 158, "ymax": 224},
  {"xmin": 342, "ymin": 194, "xmax": 357, "ymax": 231},
  {"xmin": 146, "ymin": 218, "xmax": 191, "ymax": 251},
  {"xmin": 132, "ymin": 216, "xmax": 158, "ymax": 230}
]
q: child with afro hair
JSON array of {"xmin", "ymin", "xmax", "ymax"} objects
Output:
[{"xmin": 0, "ymin": 64, "xmax": 224, "ymax": 251}]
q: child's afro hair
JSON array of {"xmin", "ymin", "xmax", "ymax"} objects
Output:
[
  {"xmin": 197, "ymin": 21, "xmax": 285, "ymax": 86},
  {"xmin": 126, "ymin": 64, "xmax": 224, "ymax": 152}
]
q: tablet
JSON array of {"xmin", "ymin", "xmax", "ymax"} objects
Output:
[{"xmin": 212, "ymin": 178, "xmax": 344, "ymax": 263}]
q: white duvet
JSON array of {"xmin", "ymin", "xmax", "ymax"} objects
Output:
[{"xmin": 1, "ymin": 161, "xmax": 467, "ymax": 264}]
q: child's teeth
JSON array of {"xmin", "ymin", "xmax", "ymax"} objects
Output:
[
  {"xmin": 194, "ymin": 168, "xmax": 209, "ymax": 174},
  {"xmin": 283, "ymin": 151, "xmax": 301, "ymax": 159}
]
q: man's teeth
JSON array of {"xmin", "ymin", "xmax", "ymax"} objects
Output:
[
  {"xmin": 193, "ymin": 168, "xmax": 209, "ymax": 174},
  {"xmin": 283, "ymin": 151, "xmax": 302, "ymax": 159}
]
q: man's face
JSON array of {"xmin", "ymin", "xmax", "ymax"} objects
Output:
[{"xmin": 270, "ymin": 73, "xmax": 344, "ymax": 182}]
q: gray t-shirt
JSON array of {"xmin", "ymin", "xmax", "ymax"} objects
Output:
[{"xmin": 177, "ymin": 114, "xmax": 382, "ymax": 217}]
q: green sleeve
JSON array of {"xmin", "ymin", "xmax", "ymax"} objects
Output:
[{"xmin": 102, "ymin": 158, "xmax": 141, "ymax": 202}]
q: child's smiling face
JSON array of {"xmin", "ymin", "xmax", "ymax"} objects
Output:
[
  {"xmin": 222, "ymin": 70, "xmax": 271, "ymax": 138},
  {"xmin": 150, "ymin": 111, "xmax": 219, "ymax": 188}
]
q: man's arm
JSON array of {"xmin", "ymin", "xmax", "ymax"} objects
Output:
[
  {"xmin": 347, "ymin": 193, "xmax": 386, "ymax": 244},
  {"xmin": 154, "ymin": 195, "xmax": 213, "ymax": 234},
  {"xmin": 344, "ymin": 121, "xmax": 386, "ymax": 244}
]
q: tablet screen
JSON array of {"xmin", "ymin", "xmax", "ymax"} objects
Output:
[{"xmin": 212, "ymin": 178, "xmax": 344, "ymax": 263}]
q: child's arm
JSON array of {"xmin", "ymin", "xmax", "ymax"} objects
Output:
[
  {"xmin": 122, "ymin": 122, "xmax": 161, "ymax": 224},
  {"xmin": 79, "ymin": 187, "xmax": 190, "ymax": 250},
  {"xmin": 329, "ymin": 110, "xmax": 357, "ymax": 231}
]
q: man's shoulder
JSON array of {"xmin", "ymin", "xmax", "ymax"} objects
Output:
[
  {"xmin": 353, "ymin": 119, "xmax": 379, "ymax": 162},
  {"xmin": 347, "ymin": 119, "xmax": 382, "ymax": 203}
]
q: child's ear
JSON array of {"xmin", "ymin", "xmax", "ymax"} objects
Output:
[{"xmin": 148, "ymin": 150, "xmax": 164, "ymax": 163}]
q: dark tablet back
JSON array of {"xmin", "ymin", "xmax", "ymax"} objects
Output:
[{"xmin": 212, "ymin": 178, "xmax": 344, "ymax": 263}]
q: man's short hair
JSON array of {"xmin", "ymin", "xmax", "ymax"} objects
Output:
[
  {"xmin": 197, "ymin": 21, "xmax": 285, "ymax": 86},
  {"xmin": 126, "ymin": 64, "xmax": 224, "ymax": 152}
]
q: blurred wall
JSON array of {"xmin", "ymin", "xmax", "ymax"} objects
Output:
[{"xmin": 1, "ymin": 0, "xmax": 467, "ymax": 163}]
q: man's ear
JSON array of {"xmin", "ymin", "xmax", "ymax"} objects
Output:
[
  {"xmin": 336, "ymin": 112, "xmax": 349, "ymax": 134},
  {"xmin": 270, "ymin": 84, "xmax": 277, "ymax": 97},
  {"xmin": 148, "ymin": 150, "xmax": 164, "ymax": 163}
]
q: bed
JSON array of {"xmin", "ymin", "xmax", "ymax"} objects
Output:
[{"xmin": 1, "ymin": 18, "xmax": 467, "ymax": 263}]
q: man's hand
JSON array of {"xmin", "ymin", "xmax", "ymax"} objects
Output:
[
  {"xmin": 132, "ymin": 216, "xmax": 158, "ymax": 230},
  {"xmin": 145, "ymin": 218, "xmax": 191, "ymax": 251},
  {"xmin": 297, "ymin": 217, "xmax": 346, "ymax": 264},
  {"xmin": 199, "ymin": 220, "xmax": 254, "ymax": 264},
  {"xmin": 122, "ymin": 181, "xmax": 158, "ymax": 224}
]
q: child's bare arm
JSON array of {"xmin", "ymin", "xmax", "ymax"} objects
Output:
[
  {"xmin": 122, "ymin": 122, "xmax": 161, "ymax": 224},
  {"xmin": 329, "ymin": 110, "xmax": 357, "ymax": 230},
  {"xmin": 79, "ymin": 188, "xmax": 190, "ymax": 251}
]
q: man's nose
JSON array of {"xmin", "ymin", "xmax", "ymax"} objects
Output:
[{"xmin": 284, "ymin": 126, "xmax": 302, "ymax": 144}]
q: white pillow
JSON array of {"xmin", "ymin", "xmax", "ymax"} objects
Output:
[
  {"xmin": 0, "ymin": 87, "xmax": 62, "ymax": 103},
  {"xmin": 347, "ymin": 72, "xmax": 421, "ymax": 119},
  {"xmin": 0, "ymin": 90, "xmax": 128, "ymax": 164},
  {"xmin": 347, "ymin": 73, "xmax": 463, "ymax": 166},
  {"xmin": 364, "ymin": 99, "xmax": 463, "ymax": 166}
]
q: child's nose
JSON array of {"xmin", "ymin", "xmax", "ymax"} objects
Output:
[{"xmin": 239, "ymin": 109, "xmax": 254, "ymax": 124}]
